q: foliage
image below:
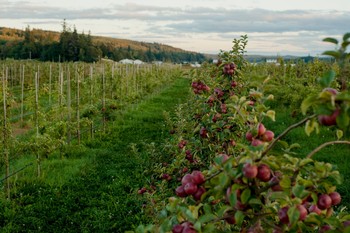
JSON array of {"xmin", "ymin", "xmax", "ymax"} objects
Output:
[
  {"xmin": 135, "ymin": 34, "xmax": 350, "ymax": 233},
  {"xmin": 0, "ymin": 25, "xmax": 207, "ymax": 63}
]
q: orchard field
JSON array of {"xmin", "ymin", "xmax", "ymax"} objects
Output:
[{"xmin": 1, "ymin": 34, "xmax": 350, "ymax": 232}]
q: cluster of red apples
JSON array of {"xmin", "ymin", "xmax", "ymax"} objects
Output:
[{"xmin": 245, "ymin": 123, "xmax": 274, "ymax": 146}]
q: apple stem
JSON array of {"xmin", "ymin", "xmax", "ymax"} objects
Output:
[
  {"xmin": 261, "ymin": 114, "xmax": 316, "ymax": 158},
  {"xmin": 306, "ymin": 140, "xmax": 350, "ymax": 158}
]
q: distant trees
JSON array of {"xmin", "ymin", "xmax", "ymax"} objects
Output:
[{"xmin": 0, "ymin": 22, "xmax": 207, "ymax": 63}]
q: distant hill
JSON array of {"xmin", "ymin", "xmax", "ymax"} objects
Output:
[{"xmin": 0, "ymin": 26, "xmax": 207, "ymax": 63}]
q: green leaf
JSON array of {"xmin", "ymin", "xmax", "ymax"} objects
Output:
[
  {"xmin": 202, "ymin": 223, "xmax": 216, "ymax": 233},
  {"xmin": 288, "ymin": 206, "xmax": 300, "ymax": 227},
  {"xmin": 343, "ymin": 32, "xmax": 350, "ymax": 41},
  {"xmin": 241, "ymin": 188, "xmax": 251, "ymax": 204},
  {"xmin": 337, "ymin": 110, "xmax": 350, "ymax": 129},
  {"xmin": 299, "ymin": 158, "xmax": 313, "ymax": 167},
  {"xmin": 249, "ymin": 198, "xmax": 263, "ymax": 206},
  {"xmin": 336, "ymin": 92, "xmax": 350, "ymax": 102},
  {"xmin": 301, "ymin": 95, "xmax": 318, "ymax": 115},
  {"xmin": 198, "ymin": 214, "xmax": 217, "ymax": 224},
  {"xmin": 318, "ymin": 70, "xmax": 336, "ymax": 88},
  {"xmin": 323, "ymin": 37, "xmax": 339, "ymax": 45},
  {"xmin": 280, "ymin": 176, "xmax": 291, "ymax": 189},
  {"xmin": 235, "ymin": 211, "xmax": 245, "ymax": 226},
  {"xmin": 269, "ymin": 191, "xmax": 289, "ymax": 201},
  {"xmin": 322, "ymin": 51, "xmax": 341, "ymax": 59},
  {"xmin": 266, "ymin": 110, "xmax": 276, "ymax": 121},
  {"xmin": 305, "ymin": 119, "xmax": 319, "ymax": 136},
  {"xmin": 336, "ymin": 129, "xmax": 344, "ymax": 139},
  {"xmin": 292, "ymin": 184, "xmax": 310, "ymax": 199}
]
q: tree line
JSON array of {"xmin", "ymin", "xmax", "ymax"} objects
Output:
[{"xmin": 0, "ymin": 22, "xmax": 207, "ymax": 63}]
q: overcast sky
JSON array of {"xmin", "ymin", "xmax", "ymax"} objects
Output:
[{"xmin": 1, "ymin": 0, "xmax": 349, "ymax": 56}]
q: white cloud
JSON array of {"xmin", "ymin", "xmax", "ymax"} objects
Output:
[{"xmin": 1, "ymin": 1, "xmax": 349, "ymax": 55}]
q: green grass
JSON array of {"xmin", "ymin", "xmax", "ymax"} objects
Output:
[
  {"xmin": 0, "ymin": 76, "xmax": 191, "ymax": 233},
  {"xmin": 264, "ymin": 106, "xmax": 350, "ymax": 209}
]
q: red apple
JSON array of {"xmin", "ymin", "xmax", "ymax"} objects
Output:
[
  {"xmin": 317, "ymin": 194, "xmax": 332, "ymax": 210},
  {"xmin": 257, "ymin": 164, "xmax": 271, "ymax": 182},
  {"xmin": 258, "ymin": 123, "xmax": 266, "ymax": 136},
  {"xmin": 175, "ymin": 185, "xmax": 188, "ymax": 197},
  {"xmin": 191, "ymin": 170, "xmax": 205, "ymax": 185},
  {"xmin": 297, "ymin": 204, "xmax": 308, "ymax": 221},
  {"xmin": 329, "ymin": 192, "xmax": 341, "ymax": 206},
  {"xmin": 323, "ymin": 87, "xmax": 338, "ymax": 96},
  {"xmin": 262, "ymin": 130, "xmax": 274, "ymax": 142},
  {"xmin": 343, "ymin": 220, "xmax": 350, "ymax": 227},
  {"xmin": 137, "ymin": 187, "xmax": 147, "ymax": 195},
  {"xmin": 246, "ymin": 131, "xmax": 253, "ymax": 141},
  {"xmin": 251, "ymin": 139, "xmax": 263, "ymax": 147},
  {"xmin": 193, "ymin": 186, "xmax": 206, "ymax": 201},
  {"xmin": 309, "ymin": 204, "xmax": 322, "ymax": 215},
  {"xmin": 184, "ymin": 182, "xmax": 198, "ymax": 195},
  {"xmin": 243, "ymin": 163, "xmax": 258, "ymax": 178},
  {"xmin": 172, "ymin": 224, "xmax": 184, "ymax": 233},
  {"xmin": 278, "ymin": 206, "xmax": 289, "ymax": 224},
  {"xmin": 318, "ymin": 108, "xmax": 340, "ymax": 126},
  {"xmin": 181, "ymin": 174, "xmax": 194, "ymax": 185},
  {"xmin": 200, "ymin": 127, "xmax": 208, "ymax": 138},
  {"xmin": 225, "ymin": 216, "xmax": 236, "ymax": 224}
]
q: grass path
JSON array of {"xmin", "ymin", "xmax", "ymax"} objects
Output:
[{"xmin": 0, "ymin": 77, "xmax": 191, "ymax": 233}]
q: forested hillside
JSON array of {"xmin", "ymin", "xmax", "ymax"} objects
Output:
[{"xmin": 0, "ymin": 23, "xmax": 207, "ymax": 63}]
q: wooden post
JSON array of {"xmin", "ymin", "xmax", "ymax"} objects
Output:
[
  {"xmin": 67, "ymin": 66, "xmax": 71, "ymax": 144},
  {"xmin": 2, "ymin": 67, "xmax": 10, "ymax": 199},
  {"xmin": 34, "ymin": 71, "xmax": 40, "ymax": 177},
  {"xmin": 49, "ymin": 63, "xmax": 52, "ymax": 106},
  {"xmin": 20, "ymin": 64, "xmax": 25, "ymax": 124},
  {"xmin": 102, "ymin": 64, "xmax": 106, "ymax": 132},
  {"xmin": 76, "ymin": 66, "xmax": 80, "ymax": 144}
]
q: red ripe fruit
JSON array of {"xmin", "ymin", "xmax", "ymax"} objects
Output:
[
  {"xmin": 319, "ymin": 225, "xmax": 332, "ymax": 233},
  {"xmin": 193, "ymin": 186, "xmax": 206, "ymax": 201},
  {"xmin": 323, "ymin": 87, "xmax": 338, "ymax": 96},
  {"xmin": 162, "ymin": 173, "xmax": 171, "ymax": 181},
  {"xmin": 181, "ymin": 174, "xmax": 194, "ymax": 185},
  {"xmin": 309, "ymin": 204, "xmax": 322, "ymax": 215},
  {"xmin": 262, "ymin": 130, "xmax": 274, "ymax": 142},
  {"xmin": 184, "ymin": 182, "xmax": 198, "ymax": 195},
  {"xmin": 246, "ymin": 131, "xmax": 253, "ymax": 141},
  {"xmin": 220, "ymin": 103, "xmax": 227, "ymax": 113},
  {"xmin": 199, "ymin": 127, "xmax": 208, "ymax": 138},
  {"xmin": 137, "ymin": 187, "xmax": 147, "ymax": 195},
  {"xmin": 258, "ymin": 123, "xmax": 266, "ymax": 136},
  {"xmin": 278, "ymin": 206, "xmax": 289, "ymax": 224},
  {"xmin": 329, "ymin": 192, "xmax": 341, "ymax": 206},
  {"xmin": 175, "ymin": 185, "xmax": 188, "ymax": 197},
  {"xmin": 343, "ymin": 220, "xmax": 350, "ymax": 227},
  {"xmin": 191, "ymin": 170, "xmax": 205, "ymax": 185},
  {"xmin": 317, "ymin": 194, "xmax": 332, "ymax": 210},
  {"xmin": 181, "ymin": 222, "xmax": 196, "ymax": 233},
  {"xmin": 172, "ymin": 224, "xmax": 184, "ymax": 233},
  {"xmin": 243, "ymin": 163, "xmax": 258, "ymax": 179},
  {"xmin": 251, "ymin": 139, "xmax": 263, "ymax": 147},
  {"xmin": 225, "ymin": 216, "xmax": 236, "ymax": 224},
  {"xmin": 297, "ymin": 204, "xmax": 308, "ymax": 221},
  {"xmin": 318, "ymin": 108, "xmax": 340, "ymax": 126},
  {"xmin": 231, "ymin": 81, "xmax": 238, "ymax": 88},
  {"xmin": 227, "ymin": 69, "xmax": 234, "ymax": 76},
  {"xmin": 257, "ymin": 164, "xmax": 271, "ymax": 182}
]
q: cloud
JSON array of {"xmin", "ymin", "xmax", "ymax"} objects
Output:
[
  {"xmin": 1, "ymin": 2, "xmax": 349, "ymax": 34},
  {"xmin": 1, "ymin": 1, "xmax": 349, "ymax": 55}
]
